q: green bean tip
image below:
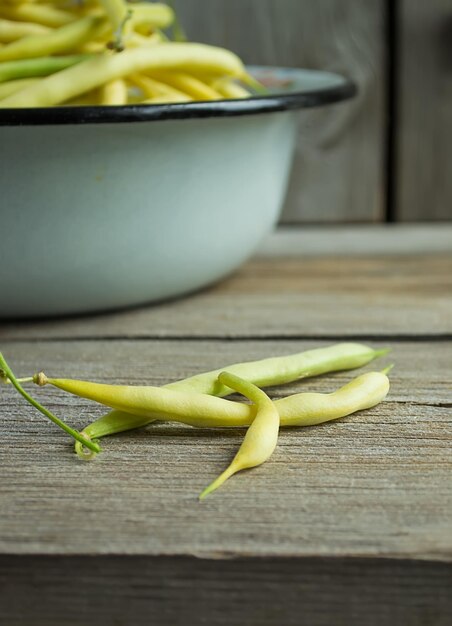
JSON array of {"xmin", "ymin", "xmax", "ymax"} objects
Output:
[
  {"xmin": 199, "ymin": 479, "xmax": 220, "ymax": 500},
  {"xmin": 374, "ymin": 348, "xmax": 391, "ymax": 358}
]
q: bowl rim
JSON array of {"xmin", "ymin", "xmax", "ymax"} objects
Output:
[{"xmin": 0, "ymin": 66, "xmax": 356, "ymax": 127}]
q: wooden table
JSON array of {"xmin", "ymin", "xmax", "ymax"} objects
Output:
[{"xmin": 1, "ymin": 226, "xmax": 451, "ymax": 626}]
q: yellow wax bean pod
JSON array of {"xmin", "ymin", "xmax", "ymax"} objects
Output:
[
  {"xmin": 130, "ymin": 73, "xmax": 191, "ymax": 101},
  {"xmin": 0, "ymin": 76, "xmax": 37, "ymax": 98},
  {"xmin": 80, "ymin": 40, "xmax": 108, "ymax": 53},
  {"xmin": 100, "ymin": 0, "xmax": 129, "ymax": 32},
  {"xmin": 98, "ymin": 77, "xmax": 127, "ymax": 104},
  {"xmin": 0, "ymin": 15, "xmax": 107, "ymax": 62},
  {"xmin": 0, "ymin": 18, "xmax": 51, "ymax": 43},
  {"xmin": 278, "ymin": 368, "xmax": 391, "ymax": 427},
  {"xmin": 34, "ymin": 369, "xmax": 391, "ymax": 431},
  {"xmin": 211, "ymin": 77, "xmax": 251, "ymax": 99},
  {"xmin": 62, "ymin": 88, "xmax": 102, "ymax": 106},
  {"xmin": 0, "ymin": 4, "xmax": 76, "ymax": 28},
  {"xmin": 200, "ymin": 372, "xmax": 280, "ymax": 500},
  {"xmin": 127, "ymin": 3, "xmax": 174, "ymax": 30},
  {"xmin": 142, "ymin": 93, "xmax": 191, "ymax": 104},
  {"xmin": 151, "ymin": 71, "xmax": 221, "ymax": 101},
  {"xmin": 164, "ymin": 343, "xmax": 389, "ymax": 397},
  {"xmin": 0, "ymin": 43, "xmax": 245, "ymax": 107},
  {"xmin": 128, "ymin": 31, "xmax": 162, "ymax": 48}
]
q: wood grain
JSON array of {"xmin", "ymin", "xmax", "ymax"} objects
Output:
[
  {"xmin": 1, "ymin": 237, "xmax": 452, "ymax": 624},
  {"xmin": 173, "ymin": 0, "xmax": 385, "ymax": 223},
  {"xmin": 2, "ymin": 556, "xmax": 452, "ymax": 626},
  {"xmin": 396, "ymin": 0, "xmax": 452, "ymax": 221},
  {"xmin": 0, "ymin": 340, "xmax": 451, "ymax": 560},
  {"xmin": 2, "ymin": 255, "xmax": 451, "ymax": 340}
]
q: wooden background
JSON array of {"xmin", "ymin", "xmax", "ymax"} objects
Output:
[{"xmin": 174, "ymin": 0, "xmax": 451, "ymax": 223}]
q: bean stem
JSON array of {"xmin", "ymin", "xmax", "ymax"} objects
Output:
[{"xmin": 0, "ymin": 353, "xmax": 100, "ymax": 454}]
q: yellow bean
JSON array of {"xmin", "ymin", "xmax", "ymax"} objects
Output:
[
  {"xmin": 211, "ymin": 77, "xmax": 250, "ymax": 99},
  {"xmin": 199, "ymin": 372, "xmax": 280, "ymax": 499},
  {"xmin": 98, "ymin": 77, "xmax": 127, "ymax": 104},
  {"xmin": 0, "ymin": 76, "xmax": 37, "ymax": 98},
  {"xmin": 127, "ymin": 3, "xmax": 174, "ymax": 31},
  {"xmin": 34, "ymin": 370, "xmax": 390, "ymax": 430},
  {"xmin": 130, "ymin": 72, "xmax": 191, "ymax": 100},
  {"xmin": 142, "ymin": 94, "xmax": 191, "ymax": 104},
  {"xmin": 164, "ymin": 343, "xmax": 388, "ymax": 397},
  {"xmin": 0, "ymin": 18, "xmax": 51, "ymax": 43},
  {"xmin": 0, "ymin": 15, "xmax": 106, "ymax": 62},
  {"xmin": 99, "ymin": 0, "xmax": 128, "ymax": 37},
  {"xmin": 0, "ymin": 43, "xmax": 245, "ymax": 107},
  {"xmin": 151, "ymin": 71, "xmax": 221, "ymax": 101},
  {"xmin": 127, "ymin": 31, "xmax": 162, "ymax": 48},
  {"xmin": 0, "ymin": 4, "xmax": 76, "ymax": 28},
  {"xmin": 61, "ymin": 88, "xmax": 101, "ymax": 106}
]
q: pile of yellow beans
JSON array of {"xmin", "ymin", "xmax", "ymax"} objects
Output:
[{"xmin": 0, "ymin": 0, "xmax": 253, "ymax": 107}]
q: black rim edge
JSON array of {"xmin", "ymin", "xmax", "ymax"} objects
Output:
[{"xmin": 0, "ymin": 78, "xmax": 356, "ymax": 127}]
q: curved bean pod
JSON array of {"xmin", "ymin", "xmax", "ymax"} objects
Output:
[
  {"xmin": 164, "ymin": 343, "xmax": 388, "ymax": 397},
  {"xmin": 130, "ymin": 72, "xmax": 191, "ymax": 101},
  {"xmin": 0, "ymin": 15, "xmax": 106, "ymax": 62},
  {"xmin": 0, "ymin": 76, "xmax": 37, "ymax": 98},
  {"xmin": 98, "ymin": 77, "xmax": 127, "ymax": 104},
  {"xmin": 211, "ymin": 77, "xmax": 250, "ymax": 99},
  {"xmin": 0, "ymin": 18, "xmax": 51, "ymax": 44},
  {"xmin": 0, "ymin": 4, "xmax": 76, "ymax": 28},
  {"xmin": 150, "ymin": 71, "xmax": 222, "ymax": 100},
  {"xmin": 99, "ymin": 0, "xmax": 128, "ymax": 35},
  {"xmin": 35, "ymin": 369, "xmax": 390, "ymax": 430},
  {"xmin": 199, "ymin": 372, "xmax": 280, "ymax": 499},
  {"xmin": 128, "ymin": 3, "xmax": 174, "ymax": 31}
]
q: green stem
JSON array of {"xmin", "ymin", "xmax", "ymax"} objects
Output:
[
  {"xmin": 1, "ymin": 376, "xmax": 34, "ymax": 385},
  {"xmin": 0, "ymin": 353, "xmax": 100, "ymax": 454},
  {"xmin": 374, "ymin": 348, "xmax": 391, "ymax": 358}
]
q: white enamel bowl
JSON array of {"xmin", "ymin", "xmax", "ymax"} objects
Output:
[{"xmin": 0, "ymin": 67, "xmax": 354, "ymax": 317}]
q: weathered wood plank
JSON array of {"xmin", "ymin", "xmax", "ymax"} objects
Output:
[
  {"xmin": 173, "ymin": 0, "xmax": 385, "ymax": 223},
  {"xmin": 396, "ymin": 0, "xmax": 452, "ymax": 220},
  {"xmin": 0, "ymin": 340, "xmax": 451, "ymax": 560},
  {"xmin": 2, "ymin": 556, "xmax": 452, "ymax": 626},
  {"xmin": 2, "ymin": 254, "xmax": 451, "ymax": 339}
]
